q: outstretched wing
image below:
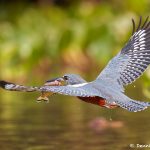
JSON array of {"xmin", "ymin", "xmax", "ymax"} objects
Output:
[
  {"xmin": 39, "ymin": 84, "xmax": 100, "ymax": 97},
  {"xmin": 97, "ymin": 16, "xmax": 150, "ymax": 89},
  {"xmin": 0, "ymin": 81, "xmax": 38, "ymax": 92},
  {"xmin": 0, "ymin": 80, "xmax": 101, "ymax": 97}
]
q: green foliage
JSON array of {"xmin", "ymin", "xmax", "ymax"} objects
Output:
[{"xmin": 0, "ymin": 1, "xmax": 149, "ymax": 86}]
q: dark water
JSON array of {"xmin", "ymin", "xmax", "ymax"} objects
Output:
[{"xmin": 0, "ymin": 88, "xmax": 150, "ymax": 150}]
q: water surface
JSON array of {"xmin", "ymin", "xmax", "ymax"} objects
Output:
[{"xmin": 0, "ymin": 86, "xmax": 150, "ymax": 150}]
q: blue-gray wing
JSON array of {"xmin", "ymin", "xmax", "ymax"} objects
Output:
[
  {"xmin": 40, "ymin": 84, "xmax": 101, "ymax": 97},
  {"xmin": 0, "ymin": 80, "xmax": 101, "ymax": 97},
  {"xmin": 97, "ymin": 17, "xmax": 150, "ymax": 88}
]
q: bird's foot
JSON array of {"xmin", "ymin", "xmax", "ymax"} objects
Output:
[
  {"xmin": 36, "ymin": 99, "xmax": 42, "ymax": 103},
  {"xmin": 36, "ymin": 96, "xmax": 49, "ymax": 103},
  {"xmin": 43, "ymin": 99, "xmax": 49, "ymax": 103}
]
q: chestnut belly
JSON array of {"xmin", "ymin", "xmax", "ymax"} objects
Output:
[
  {"xmin": 77, "ymin": 96, "xmax": 106, "ymax": 106},
  {"xmin": 77, "ymin": 96, "xmax": 118, "ymax": 109}
]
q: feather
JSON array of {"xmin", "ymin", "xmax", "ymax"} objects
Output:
[{"xmin": 97, "ymin": 16, "xmax": 150, "ymax": 88}]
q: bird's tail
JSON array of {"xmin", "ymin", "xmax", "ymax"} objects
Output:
[{"xmin": 115, "ymin": 98, "xmax": 150, "ymax": 112}]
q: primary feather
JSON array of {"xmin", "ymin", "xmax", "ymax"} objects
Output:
[{"xmin": 97, "ymin": 16, "xmax": 150, "ymax": 90}]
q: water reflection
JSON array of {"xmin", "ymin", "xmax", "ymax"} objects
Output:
[{"xmin": 0, "ymin": 89, "xmax": 150, "ymax": 150}]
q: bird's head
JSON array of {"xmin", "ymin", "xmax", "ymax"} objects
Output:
[
  {"xmin": 38, "ymin": 74, "xmax": 87, "ymax": 102},
  {"xmin": 45, "ymin": 74, "xmax": 86, "ymax": 86},
  {"xmin": 62, "ymin": 74, "xmax": 87, "ymax": 85}
]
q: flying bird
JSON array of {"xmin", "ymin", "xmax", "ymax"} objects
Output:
[{"xmin": 0, "ymin": 16, "xmax": 150, "ymax": 112}]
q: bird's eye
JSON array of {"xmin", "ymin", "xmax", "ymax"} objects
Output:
[{"xmin": 63, "ymin": 76, "xmax": 68, "ymax": 80}]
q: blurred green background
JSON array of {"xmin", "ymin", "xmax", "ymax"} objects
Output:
[{"xmin": 0, "ymin": 0, "xmax": 150, "ymax": 150}]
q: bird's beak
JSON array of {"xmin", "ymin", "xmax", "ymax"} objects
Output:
[{"xmin": 44, "ymin": 77, "xmax": 65, "ymax": 86}]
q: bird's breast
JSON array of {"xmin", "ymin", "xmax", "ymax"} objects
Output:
[{"xmin": 77, "ymin": 96, "xmax": 118, "ymax": 109}]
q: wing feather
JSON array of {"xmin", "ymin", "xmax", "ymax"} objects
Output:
[
  {"xmin": 97, "ymin": 17, "xmax": 150, "ymax": 89},
  {"xmin": 0, "ymin": 80, "xmax": 101, "ymax": 97},
  {"xmin": 39, "ymin": 84, "xmax": 100, "ymax": 97}
]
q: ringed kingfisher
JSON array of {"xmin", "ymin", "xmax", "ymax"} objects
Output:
[{"xmin": 0, "ymin": 17, "xmax": 150, "ymax": 112}]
